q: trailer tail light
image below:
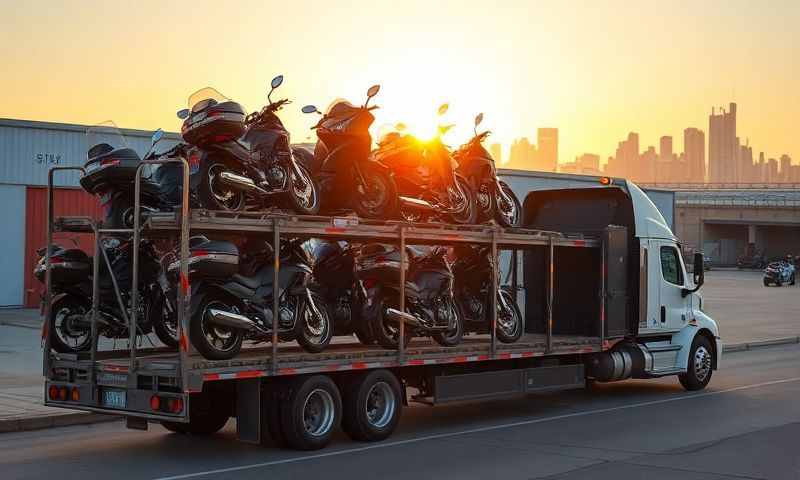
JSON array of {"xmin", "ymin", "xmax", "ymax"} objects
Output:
[
  {"xmin": 58, "ymin": 386, "xmax": 68, "ymax": 401},
  {"xmin": 70, "ymin": 387, "xmax": 80, "ymax": 402},
  {"xmin": 600, "ymin": 176, "xmax": 612, "ymax": 185},
  {"xmin": 150, "ymin": 395, "xmax": 161, "ymax": 411},
  {"xmin": 48, "ymin": 385, "xmax": 59, "ymax": 400},
  {"xmin": 168, "ymin": 397, "xmax": 184, "ymax": 414}
]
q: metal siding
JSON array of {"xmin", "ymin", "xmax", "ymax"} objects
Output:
[
  {"xmin": 23, "ymin": 187, "xmax": 102, "ymax": 307},
  {"xmin": 0, "ymin": 185, "xmax": 26, "ymax": 306},
  {"xmin": 0, "ymin": 119, "xmax": 179, "ymax": 187}
]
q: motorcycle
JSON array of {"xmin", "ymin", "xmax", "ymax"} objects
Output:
[
  {"xmin": 308, "ymin": 239, "xmax": 373, "ymax": 344},
  {"xmin": 35, "ymin": 240, "xmax": 178, "ymax": 353},
  {"xmin": 81, "ymin": 123, "xmax": 186, "ymax": 228},
  {"xmin": 177, "ymin": 75, "xmax": 320, "ymax": 214},
  {"xmin": 763, "ymin": 259, "xmax": 796, "ymax": 286},
  {"xmin": 175, "ymin": 236, "xmax": 332, "ymax": 360},
  {"xmin": 354, "ymin": 243, "xmax": 463, "ymax": 349},
  {"xmin": 451, "ymin": 244, "xmax": 523, "ymax": 342},
  {"xmin": 453, "ymin": 113, "xmax": 521, "ymax": 227},
  {"xmin": 300, "ymin": 85, "xmax": 397, "ymax": 219},
  {"xmin": 373, "ymin": 103, "xmax": 477, "ymax": 224}
]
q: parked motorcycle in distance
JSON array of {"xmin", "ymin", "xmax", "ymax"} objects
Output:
[
  {"xmin": 451, "ymin": 244, "xmax": 523, "ymax": 342},
  {"xmin": 453, "ymin": 113, "xmax": 521, "ymax": 227},
  {"xmin": 173, "ymin": 236, "xmax": 332, "ymax": 360},
  {"xmin": 34, "ymin": 240, "xmax": 179, "ymax": 353},
  {"xmin": 354, "ymin": 243, "xmax": 463, "ymax": 349},
  {"xmin": 177, "ymin": 75, "xmax": 320, "ymax": 214},
  {"xmin": 373, "ymin": 103, "xmax": 477, "ymax": 224},
  {"xmin": 300, "ymin": 85, "xmax": 398, "ymax": 219},
  {"xmin": 763, "ymin": 258, "xmax": 796, "ymax": 286}
]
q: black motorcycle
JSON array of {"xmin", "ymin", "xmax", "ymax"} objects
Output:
[
  {"xmin": 300, "ymin": 85, "xmax": 398, "ymax": 219},
  {"xmin": 453, "ymin": 113, "xmax": 521, "ymax": 227},
  {"xmin": 354, "ymin": 243, "xmax": 463, "ymax": 349},
  {"xmin": 82, "ymin": 125, "xmax": 187, "ymax": 229},
  {"xmin": 451, "ymin": 244, "xmax": 523, "ymax": 343},
  {"xmin": 308, "ymin": 239, "xmax": 374, "ymax": 345},
  {"xmin": 35, "ymin": 240, "xmax": 178, "ymax": 353},
  {"xmin": 178, "ymin": 75, "xmax": 320, "ymax": 214},
  {"xmin": 372, "ymin": 104, "xmax": 477, "ymax": 224},
  {"xmin": 177, "ymin": 236, "xmax": 332, "ymax": 360}
]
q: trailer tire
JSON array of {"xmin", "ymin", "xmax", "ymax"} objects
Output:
[
  {"xmin": 280, "ymin": 375, "xmax": 341, "ymax": 450},
  {"xmin": 678, "ymin": 335, "xmax": 714, "ymax": 391},
  {"xmin": 161, "ymin": 407, "xmax": 229, "ymax": 435},
  {"xmin": 763, "ymin": 278, "xmax": 770, "ymax": 287},
  {"xmin": 342, "ymin": 369, "xmax": 402, "ymax": 442}
]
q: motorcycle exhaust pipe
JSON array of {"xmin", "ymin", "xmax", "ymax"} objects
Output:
[
  {"xmin": 218, "ymin": 171, "xmax": 270, "ymax": 195},
  {"xmin": 398, "ymin": 196, "xmax": 435, "ymax": 212},
  {"xmin": 385, "ymin": 308, "xmax": 423, "ymax": 328},
  {"xmin": 207, "ymin": 308, "xmax": 268, "ymax": 333}
]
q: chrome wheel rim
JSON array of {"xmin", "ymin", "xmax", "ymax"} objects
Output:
[
  {"xmin": 208, "ymin": 164, "xmax": 244, "ymax": 210},
  {"xmin": 358, "ymin": 175, "xmax": 388, "ymax": 214},
  {"xmin": 365, "ymin": 381, "xmax": 396, "ymax": 429},
  {"xmin": 291, "ymin": 165, "xmax": 317, "ymax": 210},
  {"xmin": 302, "ymin": 298, "xmax": 328, "ymax": 343},
  {"xmin": 496, "ymin": 189, "xmax": 519, "ymax": 226},
  {"xmin": 497, "ymin": 292, "xmax": 520, "ymax": 336},
  {"xmin": 54, "ymin": 306, "xmax": 90, "ymax": 350},
  {"xmin": 200, "ymin": 301, "xmax": 239, "ymax": 353},
  {"xmin": 302, "ymin": 388, "xmax": 335, "ymax": 437},
  {"xmin": 694, "ymin": 345, "xmax": 712, "ymax": 382}
]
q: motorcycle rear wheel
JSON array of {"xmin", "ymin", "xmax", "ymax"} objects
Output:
[
  {"xmin": 198, "ymin": 163, "xmax": 247, "ymax": 212},
  {"xmin": 49, "ymin": 296, "xmax": 92, "ymax": 353},
  {"xmin": 373, "ymin": 297, "xmax": 413, "ymax": 350},
  {"xmin": 353, "ymin": 164, "xmax": 397, "ymax": 219},
  {"xmin": 431, "ymin": 298, "xmax": 464, "ymax": 347},
  {"xmin": 447, "ymin": 176, "xmax": 478, "ymax": 225},
  {"xmin": 189, "ymin": 293, "xmax": 244, "ymax": 360}
]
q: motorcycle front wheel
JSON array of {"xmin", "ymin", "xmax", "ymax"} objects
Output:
[
  {"xmin": 285, "ymin": 161, "xmax": 321, "ymax": 215},
  {"xmin": 494, "ymin": 181, "xmax": 522, "ymax": 228},
  {"xmin": 149, "ymin": 290, "xmax": 178, "ymax": 348},
  {"xmin": 447, "ymin": 176, "xmax": 478, "ymax": 225},
  {"xmin": 431, "ymin": 297, "xmax": 464, "ymax": 347},
  {"xmin": 295, "ymin": 292, "xmax": 333, "ymax": 353},
  {"xmin": 496, "ymin": 287, "xmax": 523, "ymax": 343},
  {"xmin": 353, "ymin": 164, "xmax": 397, "ymax": 219}
]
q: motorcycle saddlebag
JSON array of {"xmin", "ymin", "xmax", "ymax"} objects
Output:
[
  {"xmin": 80, "ymin": 147, "xmax": 142, "ymax": 194},
  {"xmin": 172, "ymin": 238, "xmax": 240, "ymax": 279},
  {"xmin": 181, "ymin": 101, "xmax": 246, "ymax": 147},
  {"xmin": 35, "ymin": 248, "xmax": 91, "ymax": 285}
]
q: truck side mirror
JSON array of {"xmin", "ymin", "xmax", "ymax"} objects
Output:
[{"xmin": 683, "ymin": 252, "xmax": 705, "ymax": 297}]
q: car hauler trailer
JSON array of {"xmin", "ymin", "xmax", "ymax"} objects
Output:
[{"xmin": 40, "ymin": 163, "xmax": 720, "ymax": 450}]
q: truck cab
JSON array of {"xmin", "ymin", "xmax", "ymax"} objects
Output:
[{"xmin": 520, "ymin": 177, "xmax": 720, "ymax": 389}]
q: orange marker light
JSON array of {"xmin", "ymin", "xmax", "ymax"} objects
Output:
[
  {"xmin": 70, "ymin": 387, "xmax": 80, "ymax": 402},
  {"xmin": 48, "ymin": 385, "xmax": 59, "ymax": 400},
  {"xmin": 600, "ymin": 176, "xmax": 612, "ymax": 185}
]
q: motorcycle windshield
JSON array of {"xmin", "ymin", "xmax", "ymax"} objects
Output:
[
  {"xmin": 86, "ymin": 121, "xmax": 129, "ymax": 159},
  {"xmin": 187, "ymin": 87, "xmax": 233, "ymax": 113}
]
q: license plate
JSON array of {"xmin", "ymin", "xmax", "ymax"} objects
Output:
[{"xmin": 102, "ymin": 389, "xmax": 127, "ymax": 409}]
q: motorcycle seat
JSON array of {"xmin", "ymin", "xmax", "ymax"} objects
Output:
[{"xmin": 232, "ymin": 273, "xmax": 261, "ymax": 289}]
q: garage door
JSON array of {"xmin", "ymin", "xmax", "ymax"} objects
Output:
[{"xmin": 0, "ymin": 185, "xmax": 26, "ymax": 306}]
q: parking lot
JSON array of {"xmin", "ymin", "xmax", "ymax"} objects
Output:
[{"xmin": 701, "ymin": 269, "xmax": 800, "ymax": 343}]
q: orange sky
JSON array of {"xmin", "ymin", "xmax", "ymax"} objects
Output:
[{"xmin": 1, "ymin": 0, "xmax": 797, "ymax": 165}]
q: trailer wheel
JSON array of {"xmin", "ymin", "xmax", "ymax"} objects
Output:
[
  {"xmin": 280, "ymin": 375, "xmax": 341, "ymax": 450},
  {"xmin": 342, "ymin": 370, "xmax": 403, "ymax": 442},
  {"xmin": 678, "ymin": 335, "xmax": 714, "ymax": 391},
  {"xmin": 763, "ymin": 278, "xmax": 770, "ymax": 287},
  {"xmin": 161, "ymin": 406, "xmax": 229, "ymax": 435}
]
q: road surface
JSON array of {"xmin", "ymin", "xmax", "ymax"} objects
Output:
[{"xmin": 1, "ymin": 344, "xmax": 798, "ymax": 480}]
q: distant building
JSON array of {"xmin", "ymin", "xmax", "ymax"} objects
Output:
[
  {"xmin": 489, "ymin": 143, "xmax": 502, "ymax": 165},
  {"xmin": 659, "ymin": 136, "xmax": 673, "ymax": 160},
  {"xmin": 684, "ymin": 127, "xmax": 705, "ymax": 183},
  {"xmin": 609, "ymin": 132, "xmax": 639, "ymax": 179},
  {"xmin": 779, "ymin": 154, "xmax": 792, "ymax": 181},
  {"xmin": 641, "ymin": 146, "xmax": 658, "ymax": 183},
  {"xmin": 739, "ymin": 142, "xmax": 753, "ymax": 183},
  {"xmin": 536, "ymin": 128, "xmax": 558, "ymax": 172},
  {"xmin": 708, "ymin": 103, "xmax": 738, "ymax": 183},
  {"xmin": 767, "ymin": 158, "xmax": 779, "ymax": 182},
  {"xmin": 560, "ymin": 153, "xmax": 601, "ymax": 175},
  {"xmin": 508, "ymin": 137, "xmax": 537, "ymax": 170}
]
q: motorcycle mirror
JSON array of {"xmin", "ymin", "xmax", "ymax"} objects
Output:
[
  {"xmin": 301, "ymin": 105, "xmax": 319, "ymax": 114},
  {"xmin": 474, "ymin": 113, "xmax": 484, "ymax": 135},
  {"xmin": 437, "ymin": 103, "xmax": 449, "ymax": 116},
  {"xmin": 271, "ymin": 75, "xmax": 284, "ymax": 89},
  {"xmin": 367, "ymin": 84, "xmax": 380, "ymax": 98},
  {"xmin": 395, "ymin": 122, "xmax": 407, "ymax": 132},
  {"xmin": 151, "ymin": 128, "xmax": 165, "ymax": 146},
  {"xmin": 176, "ymin": 109, "xmax": 190, "ymax": 120}
]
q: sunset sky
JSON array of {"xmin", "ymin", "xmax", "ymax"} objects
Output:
[{"xmin": 1, "ymin": 0, "xmax": 797, "ymax": 165}]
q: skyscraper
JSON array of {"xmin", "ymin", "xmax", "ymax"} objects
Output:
[
  {"xmin": 780, "ymin": 154, "xmax": 792, "ymax": 181},
  {"xmin": 739, "ymin": 143, "xmax": 753, "ymax": 182},
  {"xmin": 508, "ymin": 137, "xmax": 537, "ymax": 170},
  {"xmin": 536, "ymin": 128, "xmax": 558, "ymax": 172},
  {"xmin": 684, "ymin": 128, "xmax": 705, "ymax": 183},
  {"xmin": 611, "ymin": 132, "xmax": 639, "ymax": 179},
  {"xmin": 708, "ymin": 103, "xmax": 738, "ymax": 183},
  {"xmin": 489, "ymin": 143, "xmax": 502, "ymax": 165},
  {"xmin": 659, "ymin": 136, "xmax": 673, "ymax": 160}
]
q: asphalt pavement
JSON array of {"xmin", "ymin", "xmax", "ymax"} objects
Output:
[{"xmin": 1, "ymin": 344, "xmax": 798, "ymax": 480}]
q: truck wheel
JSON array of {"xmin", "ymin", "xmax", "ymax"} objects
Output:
[
  {"xmin": 342, "ymin": 370, "xmax": 402, "ymax": 442},
  {"xmin": 678, "ymin": 335, "xmax": 713, "ymax": 391},
  {"xmin": 763, "ymin": 278, "xmax": 770, "ymax": 287},
  {"xmin": 161, "ymin": 394, "xmax": 230, "ymax": 435},
  {"xmin": 280, "ymin": 375, "xmax": 341, "ymax": 450},
  {"xmin": 790, "ymin": 274, "xmax": 796, "ymax": 286},
  {"xmin": 775, "ymin": 279, "xmax": 782, "ymax": 287}
]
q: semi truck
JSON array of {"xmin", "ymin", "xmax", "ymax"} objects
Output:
[{"xmin": 41, "ymin": 164, "xmax": 719, "ymax": 451}]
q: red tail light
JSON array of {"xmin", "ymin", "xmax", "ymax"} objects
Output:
[
  {"xmin": 58, "ymin": 386, "xmax": 68, "ymax": 401},
  {"xmin": 49, "ymin": 256, "xmax": 65, "ymax": 264},
  {"xmin": 150, "ymin": 395, "xmax": 161, "ymax": 411},
  {"xmin": 48, "ymin": 385, "xmax": 59, "ymax": 400},
  {"xmin": 101, "ymin": 158, "xmax": 121, "ymax": 167},
  {"xmin": 168, "ymin": 397, "xmax": 184, "ymax": 414},
  {"xmin": 70, "ymin": 387, "xmax": 80, "ymax": 402},
  {"xmin": 191, "ymin": 249, "xmax": 209, "ymax": 258}
]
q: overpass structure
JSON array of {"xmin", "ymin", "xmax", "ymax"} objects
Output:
[{"xmin": 674, "ymin": 190, "xmax": 800, "ymax": 266}]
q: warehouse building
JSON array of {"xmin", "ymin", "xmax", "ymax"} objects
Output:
[{"xmin": 0, "ymin": 118, "xmax": 180, "ymax": 307}]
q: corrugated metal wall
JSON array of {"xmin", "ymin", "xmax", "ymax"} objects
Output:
[
  {"xmin": 0, "ymin": 185, "xmax": 26, "ymax": 306},
  {"xmin": 23, "ymin": 187, "xmax": 101, "ymax": 307},
  {"xmin": 0, "ymin": 119, "xmax": 179, "ymax": 187}
]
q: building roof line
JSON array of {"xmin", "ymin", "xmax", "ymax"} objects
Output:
[{"xmin": 0, "ymin": 117, "xmax": 182, "ymax": 140}]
